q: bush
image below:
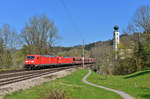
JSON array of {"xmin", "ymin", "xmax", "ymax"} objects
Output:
[
  {"xmin": 43, "ymin": 90, "xmax": 71, "ymax": 99},
  {"xmin": 113, "ymin": 57, "xmax": 137, "ymax": 75}
]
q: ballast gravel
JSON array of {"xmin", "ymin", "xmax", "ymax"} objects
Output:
[{"xmin": 0, "ymin": 68, "xmax": 78, "ymax": 99}]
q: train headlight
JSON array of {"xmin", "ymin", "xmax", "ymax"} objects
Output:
[{"xmin": 31, "ymin": 61, "xmax": 34, "ymax": 63}]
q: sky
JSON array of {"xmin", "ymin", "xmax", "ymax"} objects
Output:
[{"xmin": 0, "ymin": 0, "xmax": 150, "ymax": 47}]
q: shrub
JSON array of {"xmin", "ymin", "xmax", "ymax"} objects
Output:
[{"xmin": 43, "ymin": 90, "xmax": 72, "ymax": 99}]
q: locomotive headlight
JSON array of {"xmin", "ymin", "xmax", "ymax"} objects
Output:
[
  {"xmin": 31, "ymin": 61, "xmax": 34, "ymax": 63},
  {"xmin": 25, "ymin": 61, "xmax": 28, "ymax": 62}
]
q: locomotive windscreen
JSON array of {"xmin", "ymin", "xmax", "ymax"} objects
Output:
[{"xmin": 26, "ymin": 56, "xmax": 35, "ymax": 59}]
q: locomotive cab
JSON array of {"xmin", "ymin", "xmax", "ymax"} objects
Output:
[{"xmin": 24, "ymin": 55, "xmax": 40, "ymax": 69}]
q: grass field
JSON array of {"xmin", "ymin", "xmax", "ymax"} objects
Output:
[
  {"xmin": 0, "ymin": 66, "xmax": 23, "ymax": 72},
  {"xmin": 87, "ymin": 70, "xmax": 150, "ymax": 99},
  {"xmin": 0, "ymin": 68, "xmax": 19, "ymax": 72},
  {"xmin": 4, "ymin": 69, "xmax": 122, "ymax": 99}
]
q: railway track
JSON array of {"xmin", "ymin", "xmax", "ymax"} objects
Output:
[
  {"xmin": 0, "ymin": 67, "xmax": 63, "ymax": 79},
  {"xmin": 0, "ymin": 66, "xmax": 79, "ymax": 86}
]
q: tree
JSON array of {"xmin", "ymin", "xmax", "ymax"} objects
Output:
[
  {"xmin": 131, "ymin": 6, "xmax": 150, "ymax": 70},
  {"xmin": 0, "ymin": 24, "xmax": 20, "ymax": 68},
  {"xmin": 133, "ymin": 5, "xmax": 150, "ymax": 32},
  {"xmin": 90, "ymin": 44, "xmax": 114, "ymax": 74},
  {"xmin": 0, "ymin": 24, "xmax": 21, "ymax": 50},
  {"xmin": 124, "ymin": 5, "xmax": 150, "ymax": 34},
  {"xmin": 122, "ymin": 5, "xmax": 150, "ymax": 72},
  {"xmin": 21, "ymin": 15, "xmax": 59, "ymax": 55}
]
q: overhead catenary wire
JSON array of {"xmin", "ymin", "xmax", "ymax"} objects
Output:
[
  {"xmin": 57, "ymin": 0, "xmax": 86, "ymax": 62},
  {"xmin": 57, "ymin": 0, "xmax": 84, "ymax": 41}
]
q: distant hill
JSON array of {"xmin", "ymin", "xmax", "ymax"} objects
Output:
[
  {"xmin": 55, "ymin": 33, "xmax": 142, "ymax": 52},
  {"xmin": 83, "ymin": 33, "xmax": 141, "ymax": 50}
]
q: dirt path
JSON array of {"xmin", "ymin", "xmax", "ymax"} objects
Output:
[{"xmin": 82, "ymin": 70, "xmax": 134, "ymax": 99}]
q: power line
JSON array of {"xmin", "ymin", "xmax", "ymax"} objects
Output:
[
  {"xmin": 57, "ymin": 0, "xmax": 84, "ymax": 40},
  {"xmin": 57, "ymin": 0, "xmax": 85, "ymax": 59}
]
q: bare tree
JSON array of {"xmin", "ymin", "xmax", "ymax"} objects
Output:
[
  {"xmin": 0, "ymin": 24, "xmax": 20, "ymax": 67},
  {"xmin": 133, "ymin": 5, "xmax": 150, "ymax": 32},
  {"xmin": 21, "ymin": 15, "xmax": 59, "ymax": 54},
  {"xmin": 0, "ymin": 24, "xmax": 22, "ymax": 50},
  {"xmin": 124, "ymin": 5, "xmax": 150, "ymax": 34},
  {"xmin": 90, "ymin": 44, "xmax": 114, "ymax": 74}
]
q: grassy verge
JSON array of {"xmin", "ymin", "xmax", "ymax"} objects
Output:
[
  {"xmin": 4, "ymin": 69, "xmax": 122, "ymax": 99},
  {"xmin": 87, "ymin": 70, "xmax": 150, "ymax": 99},
  {"xmin": 0, "ymin": 67, "xmax": 22, "ymax": 72}
]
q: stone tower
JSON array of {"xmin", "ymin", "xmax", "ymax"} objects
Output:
[{"xmin": 113, "ymin": 25, "xmax": 120, "ymax": 51}]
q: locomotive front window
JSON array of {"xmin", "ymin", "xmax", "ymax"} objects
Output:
[{"xmin": 26, "ymin": 56, "xmax": 35, "ymax": 59}]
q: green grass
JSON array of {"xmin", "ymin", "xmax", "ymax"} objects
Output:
[
  {"xmin": 4, "ymin": 69, "xmax": 122, "ymax": 99},
  {"xmin": 0, "ymin": 67, "xmax": 22, "ymax": 72},
  {"xmin": 87, "ymin": 70, "xmax": 150, "ymax": 99}
]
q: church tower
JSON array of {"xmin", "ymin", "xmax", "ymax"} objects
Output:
[{"xmin": 113, "ymin": 25, "xmax": 120, "ymax": 51}]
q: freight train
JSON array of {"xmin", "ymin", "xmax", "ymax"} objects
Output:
[{"xmin": 24, "ymin": 55, "xmax": 95, "ymax": 70}]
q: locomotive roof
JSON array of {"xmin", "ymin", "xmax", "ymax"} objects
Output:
[
  {"xmin": 26, "ymin": 55, "xmax": 56, "ymax": 57},
  {"xmin": 64, "ymin": 57, "xmax": 72, "ymax": 58},
  {"xmin": 40, "ymin": 55, "xmax": 56, "ymax": 57}
]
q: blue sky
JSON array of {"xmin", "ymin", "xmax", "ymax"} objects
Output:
[{"xmin": 0, "ymin": 0, "xmax": 150, "ymax": 47}]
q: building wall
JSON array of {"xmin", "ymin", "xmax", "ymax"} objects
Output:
[{"xmin": 113, "ymin": 31, "xmax": 120, "ymax": 50}]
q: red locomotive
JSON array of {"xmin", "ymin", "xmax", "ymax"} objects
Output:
[{"xmin": 24, "ymin": 55, "xmax": 95, "ymax": 69}]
